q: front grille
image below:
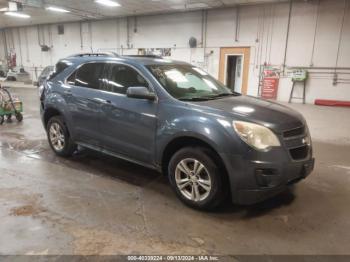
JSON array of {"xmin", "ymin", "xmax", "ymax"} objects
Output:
[
  {"xmin": 283, "ymin": 126, "xmax": 305, "ymax": 138},
  {"xmin": 282, "ymin": 125, "xmax": 310, "ymax": 161},
  {"xmin": 289, "ymin": 145, "xmax": 309, "ymax": 160}
]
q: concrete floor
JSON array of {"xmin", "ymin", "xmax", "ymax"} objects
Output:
[{"xmin": 1, "ymin": 87, "xmax": 350, "ymax": 255}]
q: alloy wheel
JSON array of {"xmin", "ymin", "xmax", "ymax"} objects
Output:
[
  {"xmin": 49, "ymin": 122, "xmax": 65, "ymax": 151},
  {"xmin": 175, "ymin": 158, "xmax": 212, "ymax": 202}
]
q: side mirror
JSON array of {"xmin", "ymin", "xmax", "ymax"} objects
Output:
[{"xmin": 126, "ymin": 86, "xmax": 156, "ymax": 100}]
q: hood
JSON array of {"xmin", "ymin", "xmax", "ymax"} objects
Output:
[{"xmin": 191, "ymin": 95, "xmax": 305, "ymax": 132}]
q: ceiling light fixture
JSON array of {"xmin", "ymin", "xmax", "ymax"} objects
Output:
[
  {"xmin": 4, "ymin": 12, "xmax": 30, "ymax": 18},
  {"xmin": 171, "ymin": 3, "xmax": 209, "ymax": 10},
  {"xmin": 95, "ymin": 0, "xmax": 120, "ymax": 7},
  {"xmin": 46, "ymin": 6, "xmax": 70, "ymax": 13}
]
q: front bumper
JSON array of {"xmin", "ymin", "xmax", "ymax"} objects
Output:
[{"xmin": 222, "ymin": 151, "xmax": 315, "ymax": 205}]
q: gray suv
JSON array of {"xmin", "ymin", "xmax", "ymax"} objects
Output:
[{"xmin": 40, "ymin": 53, "xmax": 314, "ymax": 210}]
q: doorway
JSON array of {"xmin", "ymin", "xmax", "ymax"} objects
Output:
[
  {"xmin": 219, "ymin": 47, "xmax": 250, "ymax": 95},
  {"xmin": 226, "ymin": 55, "xmax": 243, "ymax": 93}
]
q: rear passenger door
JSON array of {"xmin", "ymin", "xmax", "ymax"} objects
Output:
[
  {"xmin": 98, "ymin": 63, "xmax": 158, "ymax": 164},
  {"xmin": 65, "ymin": 62, "xmax": 107, "ymax": 146}
]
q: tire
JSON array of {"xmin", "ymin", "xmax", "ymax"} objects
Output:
[
  {"xmin": 168, "ymin": 147, "xmax": 226, "ymax": 210},
  {"xmin": 15, "ymin": 112, "xmax": 23, "ymax": 122},
  {"xmin": 47, "ymin": 116, "xmax": 76, "ymax": 157},
  {"xmin": 0, "ymin": 116, "xmax": 4, "ymax": 125}
]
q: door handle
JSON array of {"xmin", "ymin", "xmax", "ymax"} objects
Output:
[{"xmin": 88, "ymin": 98, "xmax": 112, "ymax": 104}]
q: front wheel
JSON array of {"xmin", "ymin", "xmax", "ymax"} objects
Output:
[
  {"xmin": 15, "ymin": 112, "xmax": 22, "ymax": 122},
  {"xmin": 168, "ymin": 147, "xmax": 226, "ymax": 210},
  {"xmin": 47, "ymin": 116, "xmax": 76, "ymax": 157}
]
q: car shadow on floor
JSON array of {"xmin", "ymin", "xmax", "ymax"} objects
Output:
[
  {"xmin": 45, "ymin": 147, "xmax": 297, "ymax": 218},
  {"xmin": 215, "ymin": 187, "xmax": 296, "ymax": 217}
]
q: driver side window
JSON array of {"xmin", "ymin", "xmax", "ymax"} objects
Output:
[{"xmin": 104, "ymin": 64, "xmax": 149, "ymax": 95}]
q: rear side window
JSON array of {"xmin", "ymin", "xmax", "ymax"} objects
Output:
[
  {"xmin": 48, "ymin": 61, "xmax": 70, "ymax": 80},
  {"xmin": 103, "ymin": 64, "xmax": 149, "ymax": 94},
  {"xmin": 71, "ymin": 63, "xmax": 105, "ymax": 89}
]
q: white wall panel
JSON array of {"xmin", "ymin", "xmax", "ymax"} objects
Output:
[
  {"xmin": 337, "ymin": 4, "xmax": 350, "ymax": 67},
  {"xmin": 206, "ymin": 8, "xmax": 236, "ymax": 47},
  {"xmin": 312, "ymin": 0, "xmax": 346, "ymax": 67},
  {"xmin": 133, "ymin": 12, "xmax": 202, "ymax": 48},
  {"xmin": 0, "ymin": 0, "xmax": 349, "ymax": 101},
  {"xmin": 285, "ymin": 1, "xmax": 317, "ymax": 67},
  {"xmin": 268, "ymin": 3, "xmax": 289, "ymax": 66}
]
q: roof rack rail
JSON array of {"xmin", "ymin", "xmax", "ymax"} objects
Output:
[
  {"xmin": 69, "ymin": 52, "xmax": 119, "ymax": 58},
  {"xmin": 125, "ymin": 55, "xmax": 163, "ymax": 59}
]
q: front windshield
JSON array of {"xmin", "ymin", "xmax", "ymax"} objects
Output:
[{"xmin": 147, "ymin": 64, "xmax": 239, "ymax": 101}]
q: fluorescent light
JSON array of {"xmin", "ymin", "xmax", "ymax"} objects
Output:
[
  {"xmin": 46, "ymin": 6, "xmax": 70, "ymax": 13},
  {"xmin": 4, "ymin": 12, "xmax": 30, "ymax": 18},
  {"xmin": 171, "ymin": 3, "xmax": 208, "ymax": 10},
  {"xmin": 95, "ymin": 0, "xmax": 120, "ymax": 7}
]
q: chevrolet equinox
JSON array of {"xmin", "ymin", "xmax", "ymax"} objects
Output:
[{"xmin": 40, "ymin": 53, "xmax": 315, "ymax": 210}]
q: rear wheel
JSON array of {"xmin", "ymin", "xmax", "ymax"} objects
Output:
[
  {"xmin": 15, "ymin": 112, "xmax": 23, "ymax": 122},
  {"xmin": 0, "ymin": 116, "xmax": 4, "ymax": 125},
  {"xmin": 168, "ymin": 147, "xmax": 226, "ymax": 210},
  {"xmin": 47, "ymin": 116, "xmax": 76, "ymax": 157}
]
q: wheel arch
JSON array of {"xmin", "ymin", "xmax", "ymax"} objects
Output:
[
  {"xmin": 43, "ymin": 107, "xmax": 63, "ymax": 129},
  {"xmin": 160, "ymin": 136, "xmax": 230, "ymax": 184}
]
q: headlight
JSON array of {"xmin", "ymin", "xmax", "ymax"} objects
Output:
[
  {"xmin": 38, "ymin": 84, "xmax": 44, "ymax": 97},
  {"xmin": 233, "ymin": 121, "xmax": 280, "ymax": 151}
]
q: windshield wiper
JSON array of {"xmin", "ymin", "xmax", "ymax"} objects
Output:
[
  {"xmin": 179, "ymin": 96, "xmax": 215, "ymax": 101},
  {"xmin": 210, "ymin": 93, "xmax": 235, "ymax": 98},
  {"xmin": 204, "ymin": 93, "xmax": 241, "ymax": 99}
]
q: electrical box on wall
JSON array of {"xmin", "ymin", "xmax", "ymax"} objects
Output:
[
  {"xmin": 41, "ymin": 45, "xmax": 50, "ymax": 52},
  {"xmin": 58, "ymin": 25, "xmax": 64, "ymax": 35}
]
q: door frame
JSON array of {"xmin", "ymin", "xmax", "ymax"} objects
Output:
[{"xmin": 219, "ymin": 47, "xmax": 251, "ymax": 95}]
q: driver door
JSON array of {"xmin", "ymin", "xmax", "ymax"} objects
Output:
[{"xmin": 99, "ymin": 63, "xmax": 158, "ymax": 164}]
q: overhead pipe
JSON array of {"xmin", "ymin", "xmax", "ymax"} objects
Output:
[
  {"xmin": 334, "ymin": 0, "xmax": 347, "ymax": 74},
  {"xmin": 264, "ymin": 4, "xmax": 273, "ymax": 64},
  {"xmin": 204, "ymin": 10, "xmax": 208, "ymax": 49},
  {"xmin": 310, "ymin": 0, "xmax": 320, "ymax": 67},
  {"xmin": 24, "ymin": 27, "xmax": 30, "ymax": 62},
  {"xmin": 235, "ymin": 6, "xmax": 240, "ymax": 42},
  {"xmin": 116, "ymin": 18, "xmax": 120, "ymax": 52},
  {"xmin": 202, "ymin": 10, "xmax": 209, "ymax": 70},
  {"xmin": 287, "ymin": 66, "xmax": 350, "ymax": 70},
  {"xmin": 88, "ymin": 22, "xmax": 93, "ymax": 52},
  {"xmin": 79, "ymin": 22, "xmax": 83, "ymax": 50},
  {"xmin": 268, "ymin": 3, "xmax": 276, "ymax": 64},
  {"xmin": 259, "ymin": 7, "xmax": 265, "ymax": 68},
  {"xmin": 10, "ymin": 29, "xmax": 15, "ymax": 50},
  {"xmin": 282, "ymin": 0, "xmax": 293, "ymax": 75},
  {"xmin": 126, "ymin": 17, "xmax": 130, "ymax": 49},
  {"xmin": 37, "ymin": 25, "xmax": 42, "ymax": 46},
  {"xmin": 1, "ymin": 30, "xmax": 8, "ymax": 60},
  {"xmin": 201, "ymin": 10, "xmax": 204, "ymax": 47},
  {"xmin": 17, "ymin": 28, "xmax": 23, "ymax": 66}
]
